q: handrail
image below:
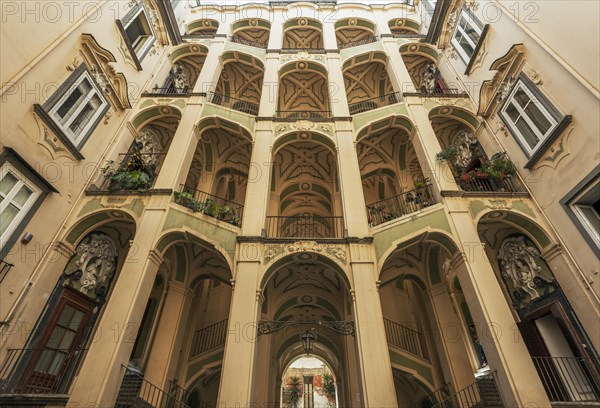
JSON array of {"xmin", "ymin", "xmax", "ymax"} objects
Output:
[
  {"xmin": 209, "ymin": 92, "xmax": 259, "ymax": 116},
  {"xmin": 264, "ymin": 215, "xmax": 345, "ymax": 239},
  {"xmin": 145, "ymin": 86, "xmax": 189, "ymax": 96},
  {"xmin": 431, "ymin": 372, "xmax": 503, "ymax": 408},
  {"xmin": 338, "ymin": 35, "xmax": 379, "ymax": 49},
  {"xmin": 383, "ymin": 318, "xmax": 426, "ymax": 359},
  {"xmin": 229, "ymin": 35, "xmax": 268, "ymax": 49},
  {"xmin": 348, "ymin": 91, "xmax": 402, "ymax": 115},
  {"xmin": 532, "ymin": 356, "xmax": 600, "ymax": 402},
  {"xmin": 366, "ymin": 184, "xmax": 435, "ymax": 227},
  {"xmin": 404, "ymin": 88, "xmax": 466, "ymax": 97},
  {"xmin": 276, "ymin": 110, "xmax": 332, "ymax": 119},
  {"xmin": 116, "ymin": 365, "xmax": 190, "ymax": 408},
  {"xmin": 175, "ymin": 184, "xmax": 243, "ymax": 227},
  {"xmin": 190, "ymin": 319, "xmax": 229, "ymax": 357},
  {"xmin": 0, "ymin": 258, "xmax": 14, "ymax": 283}
]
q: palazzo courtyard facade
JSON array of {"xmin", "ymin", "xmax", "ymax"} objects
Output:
[{"xmin": 0, "ymin": 0, "xmax": 599, "ymax": 407}]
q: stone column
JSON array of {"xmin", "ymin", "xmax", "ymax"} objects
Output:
[
  {"xmin": 216, "ymin": 252, "xmax": 262, "ymax": 407},
  {"xmin": 429, "ymin": 284, "xmax": 478, "ymax": 393},
  {"xmin": 349, "ymin": 243, "xmax": 398, "ymax": 408},
  {"xmin": 68, "ymin": 202, "xmax": 168, "ymax": 407},
  {"xmin": 240, "ymin": 123, "xmax": 272, "ymax": 236},
  {"xmin": 381, "ymin": 38, "xmax": 417, "ymax": 94},
  {"xmin": 335, "ymin": 123, "xmax": 369, "ymax": 237},
  {"xmin": 268, "ymin": 12, "xmax": 284, "ymax": 50},
  {"xmin": 326, "ymin": 53, "xmax": 349, "ymax": 117},
  {"xmin": 258, "ymin": 55, "xmax": 280, "ymax": 117},
  {"xmin": 406, "ymin": 100, "xmax": 458, "ymax": 192},
  {"xmin": 322, "ymin": 21, "xmax": 338, "ymax": 50},
  {"xmin": 143, "ymin": 280, "xmax": 194, "ymax": 391},
  {"xmin": 193, "ymin": 39, "xmax": 225, "ymax": 94},
  {"xmin": 445, "ymin": 197, "xmax": 551, "ymax": 407}
]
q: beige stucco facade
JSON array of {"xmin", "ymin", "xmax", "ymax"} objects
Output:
[{"xmin": 0, "ymin": 1, "xmax": 598, "ymax": 407}]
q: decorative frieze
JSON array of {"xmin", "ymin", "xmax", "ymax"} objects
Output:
[{"xmin": 263, "ymin": 241, "xmax": 347, "ymax": 265}]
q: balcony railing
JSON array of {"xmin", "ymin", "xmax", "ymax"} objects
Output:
[
  {"xmin": 174, "ymin": 185, "xmax": 243, "ymax": 227},
  {"xmin": 348, "ymin": 92, "xmax": 402, "ymax": 115},
  {"xmin": 338, "ymin": 35, "xmax": 379, "ymax": 49},
  {"xmin": 265, "ymin": 216, "xmax": 345, "ymax": 239},
  {"xmin": 532, "ymin": 356, "xmax": 600, "ymax": 402},
  {"xmin": 209, "ymin": 92, "xmax": 259, "ymax": 116},
  {"xmin": 0, "ymin": 259, "xmax": 14, "ymax": 283},
  {"xmin": 190, "ymin": 319, "xmax": 229, "ymax": 358},
  {"xmin": 366, "ymin": 184, "xmax": 435, "ymax": 227},
  {"xmin": 0, "ymin": 348, "xmax": 85, "ymax": 395},
  {"xmin": 276, "ymin": 110, "xmax": 332, "ymax": 120},
  {"xmin": 115, "ymin": 365, "xmax": 189, "ymax": 408},
  {"xmin": 280, "ymin": 48, "xmax": 326, "ymax": 53},
  {"xmin": 91, "ymin": 152, "xmax": 165, "ymax": 193},
  {"xmin": 432, "ymin": 372, "xmax": 503, "ymax": 408},
  {"xmin": 145, "ymin": 86, "xmax": 189, "ymax": 96},
  {"xmin": 457, "ymin": 174, "xmax": 524, "ymax": 193},
  {"xmin": 405, "ymin": 88, "xmax": 466, "ymax": 97},
  {"xmin": 383, "ymin": 318, "xmax": 426, "ymax": 359},
  {"xmin": 229, "ymin": 35, "xmax": 267, "ymax": 49}
]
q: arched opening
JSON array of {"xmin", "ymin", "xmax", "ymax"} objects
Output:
[
  {"xmin": 255, "ymin": 253, "xmax": 357, "ymax": 407},
  {"xmin": 266, "ymin": 133, "xmax": 342, "ymax": 238},
  {"xmin": 388, "ymin": 18, "xmax": 421, "ymax": 36},
  {"xmin": 278, "ymin": 62, "xmax": 330, "ymax": 119},
  {"xmin": 429, "ymin": 107, "xmax": 523, "ymax": 193},
  {"xmin": 176, "ymin": 118, "xmax": 252, "ymax": 227},
  {"xmin": 335, "ymin": 18, "xmax": 377, "ymax": 49},
  {"xmin": 400, "ymin": 43, "xmax": 453, "ymax": 95},
  {"xmin": 231, "ymin": 18, "xmax": 271, "ymax": 48},
  {"xmin": 282, "ymin": 18, "xmax": 324, "ymax": 50},
  {"xmin": 281, "ymin": 356, "xmax": 338, "ymax": 408},
  {"xmin": 342, "ymin": 52, "xmax": 397, "ymax": 115},
  {"xmin": 356, "ymin": 116, "xmax": 433, "ymax": 227},
  {"xmin": 476, "ymin": 211, "xmax": 600, "ymax": 403},
  {"xmin": 210, "ymin": 51, "xmax": 264, "ymax": 115},
  {"xmin": 2, "ymin": 212, "xmax": 136, "ymax": 395},
  {"xmin": 158, "ymin": 44, "xmax": 208, "ymax": 93},
  {"xmin": 186, "ymin": 19, "xmax": 219, "ymax": 36}
]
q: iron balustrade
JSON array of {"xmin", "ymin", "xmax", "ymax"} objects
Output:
[
  {"xmin": 229, "ymin": 35, "xmax": 268, "ymax": 49},
  {"xmin": 115, "ymin": 365, "xmax": 189, "ymax": 408},
  {"xmin": 532, "ymin": 356, "xmax": 600, "ymax": 402},
  {"xmin": 280, "ymin": 48, "xmax": 326, "ymax": 53},
  {"xmin": 348, "ymin": 92, "xmax": 402, "ymax": 115},
  {"xmin": 209, "ymin": 92, "xmax": 259, "ymax": 116},
  {"xmin": 145, "ymin": 86, "xmax": 189, "ymax": 96},
  {"xmin": 175, "ymin": 185, "xmax": 243, "ymax": 227},
  {"xmin": 190, "ymin": 319, "xmax": 229, "ymax": 357},
  {"xmin": 0, "ymin": 259, "xmax": 14, "ymax": 283},
  {"xmin": 390, "ymin": 33, "xmax": 427, "ymax": 39},
  {"xmin": 456, "ymin": 172, "xmax": 524, "ymax": 193},
  {"xmin": 404, "ymin": 88, "xmax": 465, "ymax": 97},
  {"xmin": 265, "ymin": 216, "xmax": 345, "ymax": 239},
  {"xmin": 95, "ymin": 152, "xmax": 166, "ymax": 192},
  {"xmin": 366, "ymin": 184, "xmax": 435, "ymax": 227},
  {"xmin": 431, "ymin": 372, "xmax": 503, "ymax": 408},
  {"xmin": 276, "ymin": 110, "xmax": 332, "ymax": 120},
  {"xmin": 182, "ymin": 33, "xmax": 215, "ymax": 39},
  {"xmin": 0, "ymin": 348, "xmax": 85, "ymax": 395},
  {"xmin": 383, "ymin": 318, "xmax": 426, "ymax": 359},
  {"xmin": 338, "ymin": 35, "xmax": 379, "ymax": 49}
]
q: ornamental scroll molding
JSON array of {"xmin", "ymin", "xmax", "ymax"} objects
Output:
[
  {"xmin": 263, "ymin": 241, "xmax": 347, "ymax": 265},
  {"xmin": 478, "ymin": 44, "xmax": 525, "ymax": 117},
  {"xmin": 257, "ymin": 320, "xmax": 355, "ymax": 336},
  {"xmin": 274, "ymin": 120, "xmax": 333, "ymax": 136},
  {"xmin": 63, "ymin": 233, "xmax": 118, "ymax": 301},
  {"xmin": 81, "ymin": 34, "xmax": 132, "ymax": 110},
  {"xmin": 498, "ymin": 235, "xmax": 556, "ymax": 309},
  {"xmin": 438, "ymin": 0, "xmax": 463, "ymax": 50},
  {"xmin": 280, "ymin": 52, "xmax": 325, "ymax": 64}
]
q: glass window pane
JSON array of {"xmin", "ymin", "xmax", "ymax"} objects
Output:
[
  {"xmin": 515, "ymin": 118, "xmax": 540, "ymax": 150},
  {"xmin": 59, "ymin": 330, "xmax": 75, "ymax": 349},
  {"xmin": 579, "ymin": 205, "xmax": 600, "ymax": 233},
  {"xmin": 69, "ymin": 103, "xmax": 95, "ymax": 133},
  {"xmin": 68, "ymin": 310, "xmax": 85, "ymax": 331},
  {"xmin": 0, "ymin": 172, "xmax": 18, "ymax": 195},
  {"xmin": 47, "ymin": 326, "xmax": 66, "ymax": 348},
  {"xmin": 464, "ymin": 21, "xmax": 480, "ymax": 45},
  {"xmin": 524, "ymin": 101, "xmax": 553, "ymax": 135},
  {"xmin": 56, "ymin": 87, "xmax": 84, "ymax": 121},
  {"xmin": 13, "ymin": 185, "xmax": 33, "ymax": 207},
  {"xmin": 0, "ymin": 204, "xmax": 19, "ymax": 235},
  {"xmin": 48, "ymin": 352, "xmax": 67, "ymax": 375},
  {"xmin": 57, "ymin": 305, "xmax": 76, "ymax": 327},
  {"xmin": 34, "ymin": 350, "xmax": 54, "ymax": 372},
  {"xmin": 513, "ymin": 88, "xmax": 531, "ymax": 108},
  {"xmin": 505, "ymin": 102, "xmax": 521, "ymax": 122},
  {"xmin": 458, "ymin": 35, "xmax": 474, "ymax": 57}
]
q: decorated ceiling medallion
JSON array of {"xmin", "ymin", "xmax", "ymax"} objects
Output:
[
  {"xmin": 203, "ymin": 20, "xmax": 211, "ymax": 27},
  {"xmin": 439, "ymin": 106, "xmax": 452, "ymax": 115},
  {"xmin": 300, "ymin": 182, "xmax": 311, "ymax": 191},
  {"xmin": 190, "ymin": 45, "xmax": 200, "ymax": 53},
  {"xmin": 299, "ymin": 132, "xmax": 310, "ymax": 140},
  {"xmin": 160, "ymin": 106, "xmax": 172, "ymax": 115},
  {"xmin": 299, "ymin": 18, "xmax": 308, "ymax": 26},
  {"xmin": 250, "ymin": 19, "xmax": 258, "ymax": 26},
  {"xmin": 297, "ymin": 61, "xmax": 307, "ymax": 70},
  {"xmin": 408, "ymin": 44, "xmax": 419, "ymax": 52},
  {"xmin": 300, "ymin": 295, "xmax": 314, "ymax": 303},
  {"xmin": 349, "ymin": 19, "xmax": 357, "ymax": 26},
  {"xmin": 396, "ymin": 19, "xmax": 406, "ymax": 27}
]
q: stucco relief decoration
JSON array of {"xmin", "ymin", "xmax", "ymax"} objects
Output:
[
  {"xmin": 170, "ymin": 63, "xmax": 190, "ymax": 90},
  {"xmin": 498, "ymin": 235, "xmax": 555, "ymax": 307},
  {"xmin": 134, "ymin": 127, "xmax": 164, "ymax": 168},
  {"xmin": 281, "ymin": 52, "xmax": 325, "ymax": 63},
  {"xmin": 452, "ymin": 129, "xmax": 478, "ymax": 168},
  {"xmin": 263, "ymin": 241, "xmax": 347, "ymax": 264},
  {"xmin": 64, "ymin": 233, "xmax": 117, "ymax": 300}
]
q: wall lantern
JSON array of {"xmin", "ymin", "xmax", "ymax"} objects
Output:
[{"xmin": 301, "ymin": 330, "xmax": 315, "ymax": 355}]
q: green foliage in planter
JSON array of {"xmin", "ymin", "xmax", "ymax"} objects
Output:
[
  {"xmin": 435, "ymin": 146, "xmax": 459, "ymax": 162},
  {"xmin": 287, "ymin": 376, "xmax": 302, "ymax": 408},
  {"xmin": 174, "ymin": 192, "xmax": 202, "ymax": 211},
  {"xmin": 321, "ymin": 372, "xmax": 336, "ymax": 403},
  {"xmin": 101, "ymin": 161, "xmax": 152, "ymax": 191},
  {"xmin": 483, "ymin": 154, "xmax": 516, "ymax": 180}
]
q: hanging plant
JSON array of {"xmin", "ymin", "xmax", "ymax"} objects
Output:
[{"xmin": 435, "ymin": 146, "xmax": 460, "ymax": 163}]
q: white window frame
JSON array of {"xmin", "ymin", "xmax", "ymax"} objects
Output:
[
  {"xmin": 499, "ymin": 79, "xmax": 559, "ymax": 156},
  {"xmin": 451, "ymin": 8, "xmax": 483, "ymax": 62},
  {"xmin": 0, "ymin": 162, "xmax": 42, "ymax": 250},
  {"xmin": 571, "ymin": 181, "xmax": 600, "ymax": 249},
  {"xmin": 47, "ymin": 70, "xmax": 108, "ymax": 147},
  {"xmin": 123, "ymin": 6, "xmax": 156, "ymax": 60}
]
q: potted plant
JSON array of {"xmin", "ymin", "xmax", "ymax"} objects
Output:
[
  {"xmin": 101, "ymin": 160, "xmax": 152, "ymax": 191},
  {"xmin": 174, "ymin": 191, "xmax": 202, "ymax": 211},
  {"xmin": 435, "ymin": 146, "xmax": 459, "ymax": 163},
  {"xmin": 483, "ymin": 153, "xmax": 516, "ymax": 180}
]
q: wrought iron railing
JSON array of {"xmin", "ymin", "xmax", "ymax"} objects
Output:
[
  {"xmin": 390, "ymin": 33, "xmax": 427, "ymax": 39},
  {"xmin": 348, "ymin": 92, "xmax": 402, "ymax": 115},
  {"xmin": 145, "ymin": 86, "xmax": 189, "ymax": 96},
  {"xmin": 338, "ymin": 35, "xmax": 379, "ymax": 49},
  {"xmin": 209, "ymin": 92, "xmax": 260, "ymax": 115},
  {"xmin": 0, "ymin": 259, "xmax": 14, "ymax": 283},
  {"xmin": 276, "ymin": 110, "xmax": 332, "ymax": 120},
  {"xmin": 229, "ymin": 35, "xmax": 268, "ymax": 49},
  {"xmin": 430, "ymin": 383, "xmax": 452, "ymax": 406},
  {"xmin": 115, "ymin": 365, "xmax": 190, "ymax": 408},
  {"xmin": 431, "ymin": 372, "xmax": 503, "ymax": 408},
  {"xmin": 280, "ymin": 48, "xmax": 326, "ymax": 53},
  {"xmin": 456, "ymin": 173, "xmax": 524, "ymax": 193},
  {"xmin": 174, "ymin": 185, "xmax": 243, "ymax": 227},
  {"xmin": 405, "ymin": 88, "xmax": 465, "ymax": 96},
  {"xmin": 190, "ymin": 319, "xmax": 229, "ymax": 358},
  {"xmin": 532, "ymin": 356, "xmax": 600, "ymax": 402},
  {"xmin": 366, "ymin": 184, "xmax": 435, "ymax": 227},
  {"xmin": 265, "ymin": 216, "xmax": 345, "ymax": 239},
  {"xmin": 92, "ymin": 152, "xmax": 166, "ymax": 192},
  {"xmin": 383, "ymin": 318, "xmax": 426, "ymax": 359},
  {"xmin": 0, "ymin": 348, "xmax": 86, "ymax": 395},
  {"xmin": 182, "ymin": 33, "xmax": 216, "ymax": 39}
]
